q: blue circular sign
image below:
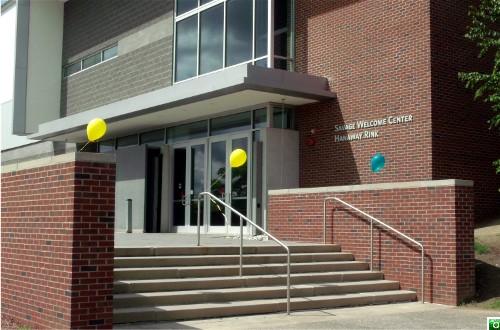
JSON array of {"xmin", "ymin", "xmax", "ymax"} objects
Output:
[{"xmin": 371, "ymin": 153, "xmax": 386, "ymax": 173}]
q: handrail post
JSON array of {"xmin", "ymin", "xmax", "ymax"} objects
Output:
[
  {"xmin": 422, "ymin": 248, "xmax": 424, "ymax": 303},
  {"xmin": 240, "ymin": 216, "xmax": 243, "ymax": 277},
  {"xmin": 286, "ymin": 250, "xmax": 291, "ymax": 315},
  {"xmin": 370, "ymin": 218, "xmax": 373, "ymax": 271},
  {"xmin": 126, "ymin": 198, "xmax": 132, "ymax": 233},
  {"xmin": 197, "ymin": 196, "xmax": 201, "ymax": 246},
  {"xmin": 323, "ymin": 199, "xmax": 327, "ymax": 244}
]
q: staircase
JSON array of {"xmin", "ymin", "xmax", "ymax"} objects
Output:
[{"xmin": 113, "ymin": 244, "xmax": 416, "ymax": 323}]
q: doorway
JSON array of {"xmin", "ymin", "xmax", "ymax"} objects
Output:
[{"xmin": 170, "ymin": 133, "xmax": 252, "ymax": 234}]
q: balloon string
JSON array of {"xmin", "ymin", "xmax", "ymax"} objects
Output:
[{"xmin": 79, "ymin": 141, "xmax": 90, "ymax": 152}]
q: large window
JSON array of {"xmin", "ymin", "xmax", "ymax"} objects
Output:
[{"xmin": 174, "ymin": 0, "xmax": 293, "ymax": 82}]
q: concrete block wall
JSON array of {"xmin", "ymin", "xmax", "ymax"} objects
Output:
[
  {"xmin": 61, "ymin": 0, "xmax": 174, "ymax": 116},
  {"xmin": 1, "ymin": 153, "xmax": 116, "ymax": 329},
  {"xmin": 267, "ymin": 180, "xmax": 475, "ymax": 305}
]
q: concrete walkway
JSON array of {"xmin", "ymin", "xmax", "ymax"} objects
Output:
[{"xmin": 114, "ymin": 302, "xmax": 499, "ymax": 329}]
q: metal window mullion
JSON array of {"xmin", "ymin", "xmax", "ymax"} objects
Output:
[
  {"xmin": 197, "ymin": 11, "xmax": 200, "ymax": 76},
  {"xmin": 252, "ymin": 0, "xmax": 256, "ymax": 63},
  {"xmin": 267, "ymin": 0, "xmax": 274, "ymax": 68},
  {"xmin": 222, "ymin": 0, "xmax": 227, "ymax": 68}
]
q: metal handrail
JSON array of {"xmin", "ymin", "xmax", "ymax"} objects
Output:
[
  {"xmin": 197, "ymin": 191, "xmax": 291, "ymax": 314},
  {"xmin": 323, "ymin": 197, "xmax": 425, "ymax": 303}
]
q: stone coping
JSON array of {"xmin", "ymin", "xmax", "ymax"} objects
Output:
[
  {"xmin": 268, "ymin": 179, "xmax": 474, "ymax": 195},
  {"xmin": 1, "ymin": 152, "xmax": 116, "ymax": 173}
]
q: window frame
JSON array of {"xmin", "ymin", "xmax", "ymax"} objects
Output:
[
  {"xmin": 173, "ymin": 0, "xmax": 293, "ymax": 83},
  {"xmin": 63, "ymin": 44, "xmax": 118, "ymax": 78}
]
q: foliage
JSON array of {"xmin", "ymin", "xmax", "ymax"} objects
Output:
[
  {"xmin": 474, "ymin": 240, "xmax": 490, "ymax": 254},
  {"xmin": 458, "ymin": 0, "xmax": 500, "ymax": 172}
]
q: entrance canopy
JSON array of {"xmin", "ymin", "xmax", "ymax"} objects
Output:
[{"xmin": 29, "ymin": 64, "xmax": 336, "ymax": 142}]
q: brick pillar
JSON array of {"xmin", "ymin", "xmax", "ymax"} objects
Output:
[{"xmin": 1, "ymin": 153, "xmax": 115, "ymax": 329}]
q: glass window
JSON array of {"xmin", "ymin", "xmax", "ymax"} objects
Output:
[
  {"xmin": 272, "ymin": 107, "xmax": 294, "ymax": 129},
  {"xmin": 64, "ymin": 62, "xmax": 81, "ymax": 77},
  {"xmin": 103, "ymin": 45, "xmax": 118, "ymax": 61},
  {"xmin": 116, "ymin": 135, "xmax": 138, "ymax": 148},
  {"xmin": 226, "ymin": 0, "xmax": 253, "ymax": 66},
  {"xmin": 253, "ymin": 108, "xmax": 267, "ymax": 128},
  {"xmin": 200, "ymin": 0, "xmax": 213, "ymax": 4},
  {"xmin": 168, "ymin": 121, "xmax": 208, "ymax": 143},
  {"xmin": 176, "ymin": 0, "xmax": 197, "ymax": 16},
  {"xmin": 140, "ymin": 129, "xmax": 165, "ymax": 145},
  {"xmin": 211, "ymin": 112, "xmax": 251, "ymax": 135},
  {"xmin": 255, "ymin": 0, "xmax": 268, "ymax": 58},
  {"xmin": 175, "ymin": 16, "xmax": 198, "ymax": 81},
  {"xmin": 99, "ymin": 139, "xmax": 115, "ymax": 153},
  {"xmin": 82, "ymin": 52, "xmax": 101, "ymax": 69},
  {"xmin": 199, "ymin": 4, "xmax": 224, "ymax": 74},
  {"xmin": 255, "ymin": 58, "xmax": 267, "ymax": 67}
]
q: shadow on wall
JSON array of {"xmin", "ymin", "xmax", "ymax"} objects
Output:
[{"xmin": 297, "ymin": 99, "xmax": 361, "ymax": 187}]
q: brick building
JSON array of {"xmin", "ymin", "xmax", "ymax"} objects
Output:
[{"xmin": 1, "ymin": 0, "xmax": 498, "ymax": 328}]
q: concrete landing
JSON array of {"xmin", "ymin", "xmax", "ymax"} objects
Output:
[{"xmin": 115, "ymin": 233, "xmax": 315, "ymax": 247}]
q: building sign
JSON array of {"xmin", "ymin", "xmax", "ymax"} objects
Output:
[{"xmin": 334, "ymin": 114, "xmax": 413, "ymax": 142}]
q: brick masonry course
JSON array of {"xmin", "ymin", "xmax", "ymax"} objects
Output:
[
  {"xmin": 1, "ymin": 159, "xmax": 116, "ymax": 329},
  {"xmin": 268, "ymin": 182, "xmax": 475, "ymax": 306},
  {"xmin": 294, "ymin": 0, "xmax": 500, "ymax": 221}
]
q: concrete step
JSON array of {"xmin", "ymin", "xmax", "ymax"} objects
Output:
[
  {"xmin": 114, "ymin": 244, "xmax": 341, "ymax": 257},
  {"xmin": 114, "ymin": 270, "xmax": 384, "ymax": 294},
  {"xmin": 114, "ymin": 261, "xmax": 369, "ymax": 281},
  {"xmin": 113, "ymin": 280, "xmax": 400, "ymax": 308},
  {"xmin": 114, "ymin": 252, "xmax": 354, "ymax": 268},
  {"xmin": 113, "ymin": 290, "xmax": 417, "ymax": 323}
]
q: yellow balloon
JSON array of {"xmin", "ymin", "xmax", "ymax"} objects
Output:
[
  {"xmin": 230, "ymin": 149, "xmax": 247, "ymax": 168},
  {"xmin": 86, "ymin": 118, "xmax": 107, "ymax": 142}
]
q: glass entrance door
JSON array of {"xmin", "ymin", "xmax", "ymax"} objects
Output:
[
  {"xmin": 171, "ymin": 133, "xmax": 251, "ymax": 234},
  {"xmin": 172, "ymin": 141, "xmax": 206, "ymax": 233},
  {"xmin": 207, "ymin": 133, "xmax": 251, "ymax": 234}
]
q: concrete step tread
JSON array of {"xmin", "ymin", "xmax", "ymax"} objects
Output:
[
  {"xmin": 114, "ymin": 280, "xmax": 400, "ymax": 299},
  {"xmin": 114, "ymin": 260, "xmax": 367, "ymax": 272},
  {"xmin": 115, "ymin": 252, "xmax": 352, "ymax": 260},
  {"xmin": 114, "ymin": 290, "xmax": 416, "ymax": 314},
  {"xmin": 115, "ymin": 270, "xmax": 383, "ymax": 285},
  {"xmin": 115, "ymin": 244, "xmax": 342, "ymax": 257}
]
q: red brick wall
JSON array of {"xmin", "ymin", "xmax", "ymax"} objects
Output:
[
  {"xmin": 1, "ymin": 159, "xmax": 115, "ymax": 329},
  {"xmin": 268, "ymin": 182, "xmax": 475, "ymax": 305},
  {"xmin": 294, "ymin": 0, "xmax": 500, "ymax": 220},
  {"xmin": 295, "ymin": 0, "xmax": 433, "ymax": 186},
  {"xmin": 429, "ymin": 0, "xmax": 500, "ymax": 220}
]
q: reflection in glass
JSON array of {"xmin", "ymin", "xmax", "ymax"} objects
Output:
[
  {"xmin": 173, "ymin": 148, "xmax": 187, "ymax": 226},
  {"xmin": 211, "ymin": 112, "xmax": 251, "ymax": 135},
  {"xmin": 210, "ymin": 141, "xmax": 226, "ymax": 226},
  {"xmin": 103, "ymin": 45, "xmax": 118, "ymax": 61},
  {"xmin": 190, "ymin": 145, "xmax": 205, "ymax": 226},
  {"xmin": 255, "ymin": 0, "xmax": 268, "ymax": 58},
  {"xmin": 253, "ymin": 108, "xmax": 267, "ymax": 128},
  {"xmin": 200, "ymin": 4, "xmax": 224, "ymax": 74},
  {"xmin": 176, "ymin": 0, "xmax": 197, "ymax": 16},
  {"xmin": 140, "ymin": 129, "xmax": 165, "ymax": 145},
  {"xmin": 82, "ymin": 53, "xmax": 101, "ymax": 69},
  {"xmin": 167, "ymin": 121, "xmax": 208, "ymax": 143},
  {"xmin": 116, "ymin": 135, "xmax": 138, "ymax": 148},
  {"xmin": 230, "ymin": 138, "xmax": 248, "ymax": 226},
  {"xmin": 226, "ymin": 0, "xmax": 253, "ymax": 66},
  {"xmin": 175, "ymin": 15, "xmax": 198, "ymax": 81}
]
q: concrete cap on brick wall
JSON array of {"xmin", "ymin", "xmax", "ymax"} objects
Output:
[{"xmin": 268, "ymin": 179, "xmax": 474, "ymax": 195}]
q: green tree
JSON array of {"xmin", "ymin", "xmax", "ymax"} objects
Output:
[{"xmin": 458, "ymin": 0, "xmax": 500, "ymax": 173}]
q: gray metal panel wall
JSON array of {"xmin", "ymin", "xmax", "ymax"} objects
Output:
[{"xmin": 115, "ymin": 145, "xmax": 147, "ymax": 232}]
